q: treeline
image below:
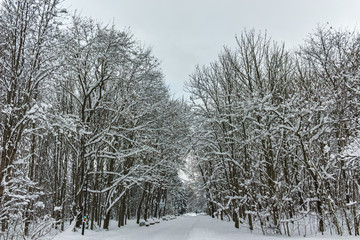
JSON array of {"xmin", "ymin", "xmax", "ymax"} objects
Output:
[
  {"xmin": 186, "ymin": 28, "xmax": 360, "ymax": 236},
  {"xmin": 0, "ymin": 0, "xmax": 189, "ymax": 239}
]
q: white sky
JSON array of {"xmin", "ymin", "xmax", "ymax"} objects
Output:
[{"xmin": 63, "ymin": 0, "xmax": 360, "ymax": 99}]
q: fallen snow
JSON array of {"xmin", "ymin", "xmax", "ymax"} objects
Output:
[{"xmin": 51, "ymin": 214, "xmax": 359, "ymax": 240}]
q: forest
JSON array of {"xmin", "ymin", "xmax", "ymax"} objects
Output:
[{"xmin": 1, "ymin": 0, "xmax": 360, "ymax": 239}]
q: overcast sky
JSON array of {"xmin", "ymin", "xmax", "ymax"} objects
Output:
[{"xmin": 64, "ymin": 0, "xmax": 360, "ymax": 99}]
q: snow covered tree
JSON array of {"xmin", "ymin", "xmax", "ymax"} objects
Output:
[
  {"xmin": 0, "ymin": 0, "xmax": 62, "ymax": 237},
  {"xmin": 187, "ymin": 29, "xmax": 296, "ymax": 232},
  {"xmin": 0, "ymin": 2, "xmax": 191, "ymax": 236},
  {"xmin": 295, "ymin": 26, "xmax": 360, "ymax": 235},
  {"xmin": 187, "ymin": 27, "xmax": 360, "ymax": 236},
  {"xmin": 51, "ymin": 15, "xmax": 191, "ymax": 231}
]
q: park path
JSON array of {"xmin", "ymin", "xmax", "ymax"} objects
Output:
[
  {"xmin": 54, "ymin": 214, "xmax": 333, "ymax": 240},
  {"xmin": 53, "ymin": 214, "xmax": 258, "ymax": 240}
]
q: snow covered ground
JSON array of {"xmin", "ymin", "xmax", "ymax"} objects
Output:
[{"xmin": 52, "ymin": 214, "xmax": 359, "ymax": 240}]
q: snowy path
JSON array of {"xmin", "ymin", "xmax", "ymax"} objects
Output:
[
  {"xmin": 53, "ymin": 214, "xmax": 255, "ymax": 240},
  {"xmin": 52, "ymin": 214, "xmax": 358, "ymax": 240}
]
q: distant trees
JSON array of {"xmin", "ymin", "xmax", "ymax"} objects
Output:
[{"xmin": 186, "ymin": 27, "xmax": 360, "ymax": 236}]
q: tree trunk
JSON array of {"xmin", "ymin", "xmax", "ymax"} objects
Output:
[
  {"xmin": 24, "ymin": 130, "xmax": 36, "ymax": 236},
  {"xmin": 120, "ymin": 196, "xmax": 127, "ymax": 226},
  {"xmin": 136, "ymin": 184, "xmax": 147, "ymax": 224},
  {"xmin": 233, "ymin": 210, "xmax": 239, "ymax": 229},
  {"xmin": 103, "ymin": 210, "xmax": 111, "ymax": 230},
  {"xmin": 248, "ymin": 213, "xmax": 253, "ymax": 231}
]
